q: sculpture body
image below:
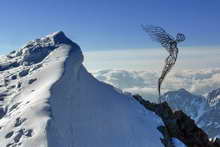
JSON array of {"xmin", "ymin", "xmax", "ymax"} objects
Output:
[{"xmin": 142, "ymin": 25, "xmax": 185, "ymax": 103}]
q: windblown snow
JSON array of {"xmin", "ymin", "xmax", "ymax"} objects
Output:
[{"xmin": 0, "ymin": 32, "xmax": 165, "ymax": 147}]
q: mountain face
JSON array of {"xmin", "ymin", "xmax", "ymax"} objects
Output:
[
  {"xmin": 161, "ymin": 88, "xmax": 220, "ymax": 138},
  {"xmin": 207, "ymin": 88, "xmax": 220, "ymax": 106},
  {"xmin": 0, "ymin": 32, "xmax": 166, "ymax": 147}
]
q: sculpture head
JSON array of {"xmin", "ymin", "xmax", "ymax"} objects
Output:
[
  {"xmin": 176, "ymin": 33, "xmax": 185, "ymax": 43},
  {"xmin": 170, "ymin": 41, "xmax": 177, "ymax": 49}
]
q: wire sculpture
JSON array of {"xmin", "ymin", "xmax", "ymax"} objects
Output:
[{"xmin": 141, "ymin": 25, "xmax": 185, "ymax": 103}]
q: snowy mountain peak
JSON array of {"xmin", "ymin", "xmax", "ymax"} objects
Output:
[
  {"xmin": 24, "ymin": 31, "xmax": 73, "ymax": 47},
  {"xmin": 162, "ymin": 88, "xmax": 220, "ymax": 138},
  {"xmin": 0, "ymin": 32, "xmax": 164, "ymax": 147},
  {"xmin": 45, "ymin": 31, "xmax": 75, "ymax": 45},
  {"xmin": 46, "ymin": 31, "xmax": 64, "ymax": 38},
  {"xmin": 0, "ymin": 31, "xmax": 81, "ymax": 71},
  {"xmin": 177, "ymin": 88, "xmax": 188, "ymax": 93},
  {"xmin": 163, "ymin": 88, "xmax": 203, "ymax": 102},
  {"xmin": 207, "ymin": 88, "xmax": 220, "ymax": 106}
]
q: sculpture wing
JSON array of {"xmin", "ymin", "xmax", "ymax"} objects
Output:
[
  {"xmin": 142, "ymin": 25, "xmax": 175, "ymax": 50},
  {"xmin": 176, "ymin": 33, "xmax": 186, "ymax": 43}
]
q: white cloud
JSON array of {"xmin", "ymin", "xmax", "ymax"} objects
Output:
[
  {"xmin": 83, "ymin": 47, "xmax": 220, "ymax": 102},
  {"xmin": 92, "ymin": 68, "xmax": 220, "ymax": 102}
]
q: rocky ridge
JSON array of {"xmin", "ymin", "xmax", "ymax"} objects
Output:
[{"xmin": 133, "ymin": 94, "xmax": 220, "ymax": 147}]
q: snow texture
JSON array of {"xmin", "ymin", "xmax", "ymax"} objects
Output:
[{"xmin": 0, "ymin": 32, "xmax": 164, "ymax": 147}]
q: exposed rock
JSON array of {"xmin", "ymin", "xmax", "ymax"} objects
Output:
[
  {"xmin": 18, "ymin": 69, "xmax": 29, "ymax": 77},
  {"xmin": 0, "ymin": 61, "xmax": 19, "ymax": 71},
  {"xmin": 14, "ymin": 129, "xmax": 24, "ymax": 143},
  {"xmin": 214, "ymin": 139, "xmax": 220, "ymax": 146},
  {"xmin": 14, "ymin": 117, "xmax": 26, "ymax": 127},
  {"xmin": 0, "ymin": 93, "xmax": 7, "ymax": 101},
  {"xmin": 17, "ymin": 82, "xmax": 22, "ymax": 88},
  {"xmin": 11, "ymin": 75, "xmax": 17, "ymax": 80},
  {"xmin": 24, "ymin": 129, "xmax": 33, "ymax": 137},
  {"xmin": 28, "ymin": 78, "xmax": 37, "ymax": 84},
  {"xmin": 9, "ymin": 103, "xmax": 21, "ymax": 112},
  {"xmin": 7, "ymin": 85, "xmax": 16, "ymax": 89},
  {"xmin": 157, "ymin": 126, "xmax": 174, "ymax": 147},
  {"xmin": 4, "ymin": 79, "xmax": 10, "ymax": 86},
  {"xmin": 133, "ymin": 94, "xmax": 220, "ymax": 147},
  {"xmin": 5, "ymin": 131, "xmax": 14, "ymax": 139},
  {"xmin": 30, "ymin": 64, "xmax": 42, "ymax": 72}
]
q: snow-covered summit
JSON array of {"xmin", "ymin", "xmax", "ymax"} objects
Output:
[
  {"xmin": 162, "ymin": 88, "xmax": 208, "ymax": 119},
  {"xmin": 207, "ymin": 88, "xmax": 220, "ymax": 106},
  {"xmin": 0, "ymin": 32, "xmax": 165, "ymax": 147},
  {"xmin": 1, "ymin": 31, "xmax": 80, "ymax": 69}
]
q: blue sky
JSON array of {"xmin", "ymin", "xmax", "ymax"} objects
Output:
[{"xmin": 0, "ymin": 0, "xmax": 220, "ymax": 54}]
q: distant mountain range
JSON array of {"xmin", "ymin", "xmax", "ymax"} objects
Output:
[{"xmin": 162, "ymin": 88, "xmax": 220, "ymax": 138}]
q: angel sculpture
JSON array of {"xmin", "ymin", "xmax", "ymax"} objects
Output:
[{"xmin": 142, "ymin": 25, "xmax": 185, "ymax": 103}]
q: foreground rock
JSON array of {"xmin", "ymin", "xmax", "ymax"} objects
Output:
[{"xmin": 133, "ymin": 94, "xmax": 220, "ymax": 147}]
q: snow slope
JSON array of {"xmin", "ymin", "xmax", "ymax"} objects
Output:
[{"xmin": 0, "ymin": 32, "xmax": 164, "ymax": 147}]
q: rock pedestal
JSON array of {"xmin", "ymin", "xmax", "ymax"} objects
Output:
[{"xmin": 133, "ymin": 94, "xmax": 220, "ymax": 147}]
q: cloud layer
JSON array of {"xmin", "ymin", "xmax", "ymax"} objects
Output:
[
  {"xmin": 92, "ymin": 68, "xmax": 220, "ymax": 102},
  {"xmin": 84, "ymin": 47, "xmax": 220, "ymax": 72}
]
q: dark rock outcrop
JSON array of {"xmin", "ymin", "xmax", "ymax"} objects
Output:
[
  {"xmin": 0, "ymin": 61, "xmax": 19, "ymax": 71},
  {"xmin": 133, "ymin": 94, "xmax": 220, "ymax": 147},
  {"xmin": 18, "ymin": 69, "xmax": 29, "ymax": 77}
]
